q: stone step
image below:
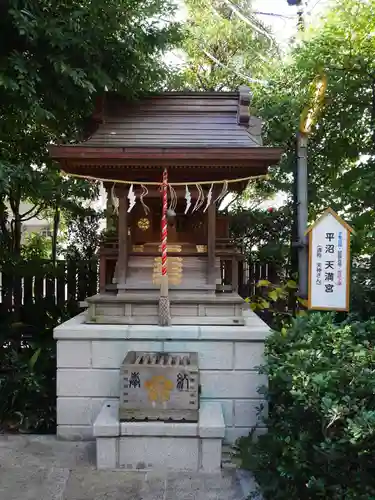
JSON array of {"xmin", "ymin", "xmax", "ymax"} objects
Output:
[
  {"xmin": 87, "ymin": 315, "xmax": 246, "ymax": 326},
  {"xmin": 88, "ymin": 292, "xmax": 244, "ymax": 304},
  {"xmin": 117, "ymin": 285, "xmax": 216, "ymax": 296}
]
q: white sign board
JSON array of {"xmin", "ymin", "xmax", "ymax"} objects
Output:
[{"xmin": 307, "ymin": 208, "xmax": 353, "ymax": 311}]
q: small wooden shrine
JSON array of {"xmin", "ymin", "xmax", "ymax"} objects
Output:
[{"xmin": 50, "ymin": 87, "xmax": 282, "ymax": 326}]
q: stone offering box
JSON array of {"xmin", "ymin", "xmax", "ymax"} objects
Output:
[{"xmin": 120, "ymin": 351, "xmax": 199, "ymax": 421}]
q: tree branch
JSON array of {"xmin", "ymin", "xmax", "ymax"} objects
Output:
[
  {"xmin": 21, "ymin": 205, "xmax": 47, "ymax": 222},
  {"xmin": 224, "ymin": 193, "xmax": 242, "ymax": 211}
]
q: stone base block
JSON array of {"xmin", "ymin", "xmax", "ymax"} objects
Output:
[
  {"xmin": 93, "ymin": 400, "xmax": 224, "ymax": 472},
  {"xmin": 86, "ymin": 293, "xmax": 246, "ymax": 326}
]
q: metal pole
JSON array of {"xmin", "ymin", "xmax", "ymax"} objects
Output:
[{"xmin": 297, "ymin": 132, "xmax": 308, "ymax": 298}]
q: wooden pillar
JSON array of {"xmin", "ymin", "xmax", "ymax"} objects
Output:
[
  {"xmin": 207, "ymin": 202, "xmax": 216, "ymax": 285},
  {"xmin": 104, "ymin": 183, "xmax": 114, "ymax": 231},
  {"xmin": 117, "ymin": 188, "xmax": 128, "ymax": 288},
  {"xmin": 99, "ymin": 254, "xmax": 106, "ymax": 293},
  {"xmin": 231, "ymin": 256, "xmax": 239, "ymax": 293}
]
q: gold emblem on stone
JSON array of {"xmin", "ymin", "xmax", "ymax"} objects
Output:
[
  {"xmin": 137, "ymin": 218, "xmax": 150, "ymax": 231},
  {"xmin": 196, "ymin": 245, "xmax": 207, "ymax": 253},
  {"xmin": 144, "ymin": 375, "xmax": 173, "ymax": 403},
  {"xmin": 132, "ymin": 245, "xmax": 144, "ymax": 252},
  {"xmin": 153, "ymin": 257, "xmax": 183, "ymax": 285},
  {"xmin": 158, "ymin": 244, "xmax": 181, "ymax": 253}
]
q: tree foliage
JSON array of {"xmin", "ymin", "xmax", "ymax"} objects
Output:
[
  {"xmin": 0, "ymin": 0, "xmax": 181, "ymax": 256},
  {"xmin": 175, "ymin": 0, "xmax": 278, "ymax": 91},
  {"xmin": 237, "ymin": 313, "xmax": 375, "ymax": 499},
  {"xmin": 230, "ymin": 203, "xmax": 292, "ymax": 266},
  {"xmin": 253, "ymin": 0, "xmax": 375, "ymax": 256}
]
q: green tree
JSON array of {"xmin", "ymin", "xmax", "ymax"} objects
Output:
[
  {"xmin": 0, "ymin": 0, "xmax": 181, "ymax": 256},
  {"xmin": 253, "ymin": 0, "xmax": 375, "ymax": 257},
  {"xmin": 176, "ymin": 0, "xmax": 278, "ymax": 91}
]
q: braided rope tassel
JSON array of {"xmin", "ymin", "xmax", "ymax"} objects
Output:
[{"xmin": 159, "ymin": 168, "xmax": 171, "ymax": 326}]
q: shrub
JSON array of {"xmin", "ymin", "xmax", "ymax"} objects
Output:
[
  {"xmin": 236, "ymin": 313, "xmax": 375, "ymax": 500},
  {"xmin": 0, "ymin": 306, "xmax": 58, "ymax": 433}
]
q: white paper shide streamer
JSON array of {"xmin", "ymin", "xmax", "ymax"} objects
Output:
[
  {"xmin": 203, "ymin": 183, "xmax": 213, "ymax": 212},
  {"xmin": 111, "ymin": 184, "xmax": 119, "ymax": 214},
  {"xmin": 168, "ymin": 184, "xmax": 177, "ymax": 216},
  {"xmin": 192, "ymin": 184, "xmax": 205, "ymax": 213},
  {"xmin": 127, "ymin": 184, "xmax": 136, "ymax": 212},
  {"xmin": 140, "ymin": 184, "xmax": 150, "ymax": 215},
  {"xmin": 184, "ymin": 185, "xmax": 191, "ymax": 214}
]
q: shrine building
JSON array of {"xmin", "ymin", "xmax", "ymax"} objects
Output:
[{"xmin": 50, "ymin": 87, "xmax": 283, "ymax": 470}]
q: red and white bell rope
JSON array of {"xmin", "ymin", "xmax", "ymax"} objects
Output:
[
  {"xmin": 161, "ymin": 168, "xmax": 168, "ymax": 279},
  {"xmin": 159, "ymin": 168, "xmax": 171, "ymax": 325}
]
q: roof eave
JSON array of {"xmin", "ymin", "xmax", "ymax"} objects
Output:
[{"xmin": 49, "ymin": 145, "xmax": 283, "ymax": 164}]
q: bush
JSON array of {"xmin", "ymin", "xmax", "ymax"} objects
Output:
[
  {"xmin": 0, "ymin": 258, "xmax": 80, "ymax": 433},
  {"xmin": 0, "ymin": 303, "xmax": 60, "ymax": 433},
  {"xmin": 236, "ymin": 313, "xmax": 375, "ymax": 500}
]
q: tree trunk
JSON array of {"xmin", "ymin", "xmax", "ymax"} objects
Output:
[
  {"xmin": 9, "ymin": 193, "xmax": 22, "ymax": 319},
  {"xmin": 9, "ymin": 191, "xmax": 22, "ymax": 257},
  {"xmin": 51, "ymin": 204, "xmax": 60, "ymax": 265},
  {"xmin": 0, "ymin": 197, "xmax": 10, "ymax": 255},
  {"xmin": 371, "ymin": 76, "xmax": 375, "ymax": 151}
]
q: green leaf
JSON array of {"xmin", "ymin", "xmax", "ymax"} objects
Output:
[
  {"xmin": 29, "ymin": 347, "xmax": 41, "ymax": 370},
  {"xmin": 260, "ymin": 299, "xmax": 270, "ymax": 309},
  {"xmin": 268, "ymin": 290, "xmax": 278, "ymax": 301},
  {"xmin": 257, "ymin": 280, "xmax": 271, "ymax": 288},
  {"xmin": 298, "ymin": 297, "xmax": 309, "ymax": 308},
  {"xmin": 286, "ymin": 280, "xmax": 298, "ymax": 289}
]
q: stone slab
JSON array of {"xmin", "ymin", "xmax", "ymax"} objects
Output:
[
  {"xmin": 236, "ymin": 469, "xmax": 264, "ymax": 500},
  {"xmin": 200, "ymin": 371, "xmax": 267, "ymax": 399},
  {"xmin": 225, "ymin": 426, "xmax": 267, "ymax": 444},
  {"xmin": 94, "ymin": 401, "xmax": 224, "ymax": 439},
  {"xmin": 199, "ymin": 401, "xmax": 225, "ymax": 438},
  {"xmin": 54, "ymin": 313, "xmax": 270, "ymax": 341},
  {"xmin": 57, "ymin": 340, "xmax": 92, "ymax": 368},
  {"xmin": 57, "ymin": 425, "xmax": 94, "ymax": 441},
  {"xmin": 164, "ymin": 341, "xmax": 233, "ymax": 369},
  {"xmin": 92, "ymin": 340, "xmax": 163, "ymax": 368},
  {"xmin": 97, "ymin": 438, "xmax": 118, "ymax": 469},
  {"xmin": 201, "ymin": 399, "xmax": 233, "ymax": 427},
  {"xmin": 121, "ymin": 421, "xmax": 199, "ymax": 437},
  {"xmin": 57, "ymin": 369, "xmax": 119, "ymax": 397},
  {"xmin": 0, "ymin": 435, "xmax": 255, "ymax": 500},
  {"xmin": 234, "ymin": 400, "xmax": 267, "ymax": 427},
  {"xmin": 234, "ymin": 342, "xmax": 264, "ymax": 370},
  {"xmin": 93, "ymin": 401, "xmax": 225, "ymax": 471},
  {"xmin": 94, "ymin": 401, "xmax": 119, "ymax": 437},
  {"xmin": 119, "ymin": 436, "xmax": 199, "ymax": 471}
]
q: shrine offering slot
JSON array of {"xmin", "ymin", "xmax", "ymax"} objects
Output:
[{"xmin": 119, "ymin": 351, "xmax": 199, "ymax": 422}]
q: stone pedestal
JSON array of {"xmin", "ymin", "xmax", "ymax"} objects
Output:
[
  {"xmin": 94, "ymin": 400, "xmax": 225, "ymax": 471},
  {"xmin": 54, "ymin": 310, "xmax": 269, "ymax": 444}
]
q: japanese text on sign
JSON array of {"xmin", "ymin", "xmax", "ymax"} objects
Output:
[{"xmin": 308, "ymin": 210, "xmax": 352, "ymax": 311}]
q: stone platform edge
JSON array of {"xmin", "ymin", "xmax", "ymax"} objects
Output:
[
  {"xmin": 54, "ymin": 311, "xmax": 269, "ymax": 341},
  {"xmin": 93, "ymin": 400, "xmax": 225, "ymax": 472}
]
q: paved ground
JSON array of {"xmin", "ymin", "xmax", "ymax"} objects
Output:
[{"xmin": 0, "ymin": 434, "xmax": 258, "ymax": 500}]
